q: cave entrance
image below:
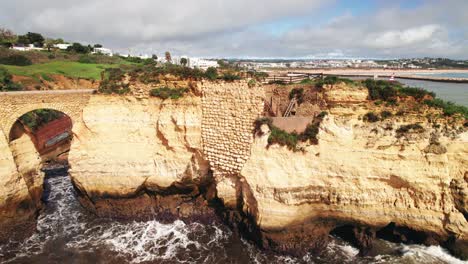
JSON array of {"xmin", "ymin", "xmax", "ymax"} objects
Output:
[
  {"xmin": 8, "ymin": 108, "xmax": 74, "ymax": 210},
  {"xmin": 9, "ymin": 109, "xmax": 73, "ymax": 164}
]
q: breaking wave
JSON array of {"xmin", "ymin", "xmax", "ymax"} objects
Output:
[{"xmin": 0, "ymin": 173, "xmax": 464, "ymax": 264}]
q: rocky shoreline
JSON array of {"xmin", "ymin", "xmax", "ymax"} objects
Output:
[{"xmin": 1, "ymin": 80, "xmax": 467, "ymax": 260}]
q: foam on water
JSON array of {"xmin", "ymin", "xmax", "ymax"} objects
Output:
[{"xmin": 1, "ymin": 173, "xmax": 466, "ymax": 264}]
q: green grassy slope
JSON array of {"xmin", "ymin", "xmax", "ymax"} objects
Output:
[{"xmin": 1, "ymin": 61, "xmax": 121, "ymax": 80}]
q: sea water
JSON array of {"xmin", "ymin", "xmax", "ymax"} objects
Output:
[{"xmin": 0, "ymin": 172, "xmax": 464, "ymax": 264}]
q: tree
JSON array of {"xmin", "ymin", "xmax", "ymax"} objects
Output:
[
  {"xmin": 165, "ymin": 51, "xmax": 172, "ymax": 63},
  {"xmin": 44, "ymin": 39, "xmax": 56, "ymax": 52},
  {"xmin": 17, "ymin": 35, "xmax": 30, "ymax": 45},
  {"xmin": 152, "ymin": 54, "xmax": 158, "ymax": 60},
  {"xmin": 67, "ymin": 42, "xmax": 90, "ymax": 53},
  {"xmin": 0, "ymin": 28, "xmax": 16, "ymax": 47},
  {"xmin": 180, "ymin": 57, "xmax": 188, "ymax": 66},
  {"xmin": 15, "ymin": 32, "xmax": 45, "ymax": 47},
  {"xmin": 26, "ymin": 32, "xmax": 45, "ymax": 47},
  {"xmin": 205, "ymin": 67, "xmax": 218, "ymax": 81},
  {"xmin": 217, "ymin": 59, "xmax": 228, "ymax": 68},
  {"xmin": 94, "ymin": 44, "xmax": 103, "ymax": 48}
]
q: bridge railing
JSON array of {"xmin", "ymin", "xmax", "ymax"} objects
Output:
[
  {"xmin": 261, "ymin": 73, "xmax": 322, "ymax": 84},
  {"xmin": 0, "ymin": 89, "xmax": 96, "ymax": 96}
]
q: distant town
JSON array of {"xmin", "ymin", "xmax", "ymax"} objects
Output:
[
  {"xmin": 2, "ymin": 29, "xmax": 468, "ymax": 71},
  {"xmin": 232, "ymin": 57, "xmax": 468, "ymax": 70}
]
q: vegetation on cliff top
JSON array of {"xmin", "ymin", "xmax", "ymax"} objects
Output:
[
  {"xmin": 255, "ymin": 112, "xmax": 328, "ymax": 151},
  {"xmin": 2, "ymin": 61, "xmax": 121, "ymax": 80},
  {"xmin": 364, "ymin": 79, "xmax": 467, "ymax": 119},
  {"xmin": 150, "ymin": 87, "xmax": 188, "ymax": 100},
  {"xmin": 19, "ymin": 109, "xmax": 64, "ymax": 132},
  {"xmin": 0, "ymin": 67, "xmax": 23, "ymax": 91}
]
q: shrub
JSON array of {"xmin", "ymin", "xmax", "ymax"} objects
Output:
[
  {"xmin": 205, "ymin": 67, "xmax": 218, "ymax": 81},
  {"xmin": 323, "ymin": 75, "xmax": 339, "ymax": 85},
  {"xmin": 385, "ymin": 99, "xmax": 398, "ymax": 106},
  {"xmin": 102, "ymin": 68, "xmax": 125, "ymax": 81},
  {"xmin": 299, "ymin": 123, "xmax": 319, "ymax": 144},
  {"xmin": 363, "ymin": 112, "xmax": 380, "ymax": 122},
  {"xmin": 254, "ymin": 114, "xmax": 326, "ymax": 151},
  {"xmin": 424, "ymin": 99, "xmax": 468, "ymax": 118},
  {"xmin": 321, "ymin": 76, "xmax": 354, "ymax": 86},
  {"xmin": 253, "ymin": 71, "xmax": 268, "ymax": 80},
  {"xmin": 380, "ymin": 111, "xmax": 392, "ymax": 120},
  {"xmin": 289, "ymin": 88, "xmax": 304, "ymax": 103},
  {"xmin": 149, "ymin": 87, "xmax": 188, "ymax": 100},
  {"xmin": 268, "ymin": 127, "xmax": 299, "ymax": 151},
  {"xmin": 317, "ymin": 111, "xmax": 328, "ymax": 119},
  {"xmin": 300, "ymin": 78, "xmax": 315, "ymax": 85},
  {"xmin": 0, "ymin": 54, "xmax": 32, "ymax": 66},
  {"xmin": 254, "ymin": 117, "xmax": 273, "ymax": 134},
  {"xmin": 222, "ymin": 73, "xmax": 241, "ymax": 82},
  {"xmin": 98, "ymin": 81, "xmax": 130, "ymax": 95},
  {"xmin": 19, "ymin": 109, "xmax": 63, "ymax": 132},
  {"xmin": 248, "ymin": 79, "xmax": 257, "ymax": 88},
  {"xmin": 0, "ymin": 67, "xmax": 23, "ymax": 91},
  {"xmin": 364, "ymin": 79, "xmax": 399, "ymax": 101},
  {"xmin": 78, "ymin": 55, "xmax": 97, "ymax": 64},
  {"xmin": 40, "ymin": 73, "xmax": 53, "ymax": 81},
  {"xmin": 399, "ymin": 87, "xmax": 435, "ymax": 100},
  {"xmin": 396, "ymin": 124, "xmax": 425, "ymax": 135}
]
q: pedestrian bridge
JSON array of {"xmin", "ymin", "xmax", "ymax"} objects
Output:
[{"xmin": 0, "ymin": 89, "xmax": 94, "ymax": 141}]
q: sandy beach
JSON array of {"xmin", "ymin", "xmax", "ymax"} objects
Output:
[{"xmin": 274, "ymin": 68, "xmax": 468, "ymax": 75}]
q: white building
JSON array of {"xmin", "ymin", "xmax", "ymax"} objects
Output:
[
  {"xmin": 189, "ymin": 58, "xmax": 219, "ymax": 69},
  {"xmin": 54, "ymin": 43, "xmax": 72, "ymax": 50},
  {"xmin": 92, "ymin": 47, "xmax": 113, "ymax": 56},
  {"xmin": 11, "ymin": 44, "xmax": 44, "ymax": 51}
]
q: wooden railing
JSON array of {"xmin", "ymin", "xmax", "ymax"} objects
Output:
[{"xmin": 261, "ymin": 73, "xmax": 323, "ymax": 84}]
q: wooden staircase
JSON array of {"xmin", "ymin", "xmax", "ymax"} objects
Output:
[{"xmin": 283, "ymin": 98, "xmax": 298, "ymax": 117}]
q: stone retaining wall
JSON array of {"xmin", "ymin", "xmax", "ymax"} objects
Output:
[{"xmin": 201, "ymin": 81, "xmax": 264, "ymax": 175}]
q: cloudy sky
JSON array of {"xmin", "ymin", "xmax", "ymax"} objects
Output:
[{"xmin": 1, "ymin": 0, "xmax": 467, "ymax": 59}]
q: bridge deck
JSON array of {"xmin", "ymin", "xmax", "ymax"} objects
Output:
[{"xmin": 0, "ymin": 89, "xmax": 95, "ymax": 96}]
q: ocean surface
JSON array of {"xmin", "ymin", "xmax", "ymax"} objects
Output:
[
  {"xmin": 0, "ymin": 172, "xmax": 465, "ymax": 264},
  {"xmin": 396, "ymin": 79, "xmax": 468, "ymax": 107},
  {"xmin": 351, "ymin": 76, "xmax": 468, "ymax": 107},
  {"xmin": 412, "ymin": 72, "xmax": 468, "ymax": 79}
]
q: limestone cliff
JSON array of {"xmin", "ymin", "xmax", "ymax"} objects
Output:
[
  {"xmin": 68, "ymin": 94, "xmax": 211, "ymax": 219},
  {"xmin": 1, "ymin": 80, "xmax": 466, "ymax": 258},
  {"xmin": 0, "ymin": 129, "xmax": 42, "ymax": 240},
  {"xmin": 239, "ymin": 116, "xmax": 467, "ymax": 253}
]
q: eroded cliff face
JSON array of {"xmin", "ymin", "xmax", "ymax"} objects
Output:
[
  {"xmin": 68, "ymin": 94, "xmax": 211, "ymax": 219},
  {"xmin": 240, "ymin": 116, "xmax": 467, "ymax": 253},
  {"xmin": 1, "ymin": 81, "xmax": 467, "ymax": 258},
  {"xmin": 0, "ymin": 129, "xmax": 42, "ymax": 240}
]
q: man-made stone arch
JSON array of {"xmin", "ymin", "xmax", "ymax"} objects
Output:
[{"xmin": 0, "ymin": 90, "xmax": 93, "ymax": 141}]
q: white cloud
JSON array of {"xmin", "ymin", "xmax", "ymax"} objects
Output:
[
  {"xmin": 365, "ymin": 24, "xmax": 442, "ymax": 48},
  {"xmin": 0, "ymin": 0, "xmax": 467, "ymax": 58}
]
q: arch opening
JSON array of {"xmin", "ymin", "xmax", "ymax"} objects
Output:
[
  {"xmin": 5, "ymin": 108, "xmax": 75, "ymax": 237},
  {"xmin": 9, "ymin": 108, "xmax": 74, "ymax": 164}
]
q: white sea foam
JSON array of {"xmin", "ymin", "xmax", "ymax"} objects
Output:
[
  {"xmin": 2, "ymin": 174, "xmax": 467, "ymax": 264},
  {"xmin": 399, "ymin": 244, "xmax": 466, "ymax": 264}
]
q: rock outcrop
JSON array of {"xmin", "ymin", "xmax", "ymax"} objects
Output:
[
  {"xmin": 68, "ymin": 94, "xmax": 212, "ymax": 220},
  {"xmin": 239, "ymin": 116, "xmax": 467, "ymax": 255},
  {"xmin": 0, "ymin": 129, "xmax": 41, "ymax": 240}
]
